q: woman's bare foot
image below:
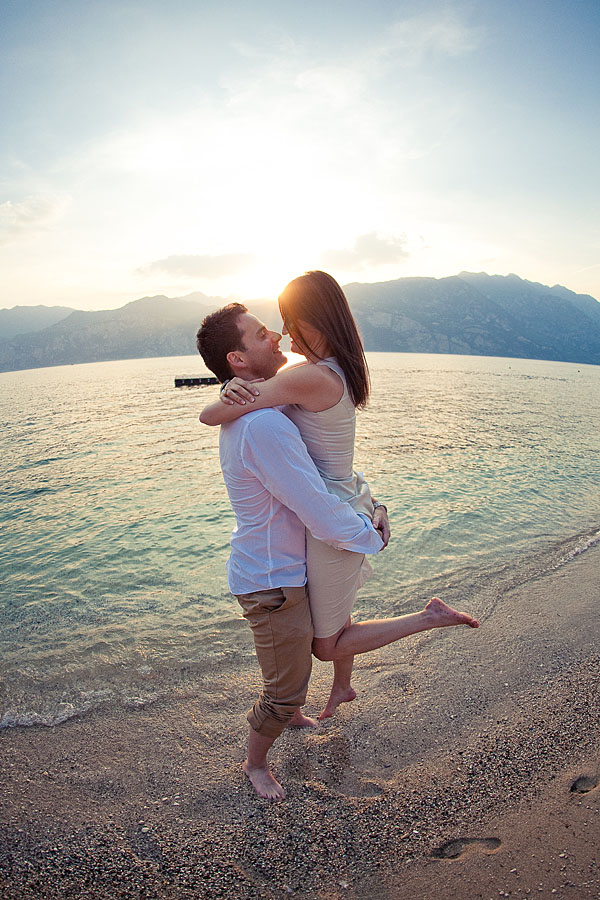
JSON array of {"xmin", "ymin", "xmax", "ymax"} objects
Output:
[
  {"xmin": 424, "ymin": 596, "xmax": 479, "ymax": 629},
  {"xmin": 289, "ymin": 709, "xmax": 318, "ymax": 728},
  {"xmin": 318, "ymin": 686, "xmax": 357, "ymax": 720},
  {"xmin": 242, "ymin": 760, "xmax": 286, "ymax": 801}
]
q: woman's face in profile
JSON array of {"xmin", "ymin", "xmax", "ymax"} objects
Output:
[
  {"xmin": 281, "ymin": 316, "xmax": 327, "ymax": 361},
  {"xmin": 281, "ymin": 319, "xmax": 305, "ymax": 356}
]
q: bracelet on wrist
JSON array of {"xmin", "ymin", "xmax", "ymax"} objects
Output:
[
  {"xmin": 372, "ymin": 501, "xmax": 387, "ymax": 513},
  {"xmin": 219, "ymin": 378, "xmax": 232, "ymax": 394}
]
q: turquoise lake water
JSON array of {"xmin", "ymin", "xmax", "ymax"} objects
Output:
[{"xmin": 1, "ymin": 352, "xmax": 599, "ymax": 727}]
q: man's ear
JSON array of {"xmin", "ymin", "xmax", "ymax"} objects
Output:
[{"xmin": 226, "ymin": 348, "xmax": 245, "ymax": 370}]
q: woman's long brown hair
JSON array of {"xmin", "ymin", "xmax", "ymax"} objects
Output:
[{"xmin": 278, "ymin": 271, "xmax": 370, "ymax": 409}]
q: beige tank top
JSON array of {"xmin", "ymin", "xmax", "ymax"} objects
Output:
[{"xmin": 284, "ymin": 358, "xmax": 373, "ymax": 519}]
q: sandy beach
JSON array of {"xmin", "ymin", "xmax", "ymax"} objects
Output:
[{"xmin": 1, "ymin": 542, "xmax": 599, "ymax": 899}]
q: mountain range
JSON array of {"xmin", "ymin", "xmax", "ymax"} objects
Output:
[{"xmin": 1, "ymin": 272, "xmax": 599, "ymax": 374}]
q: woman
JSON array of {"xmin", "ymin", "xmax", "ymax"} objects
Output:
[{"xmin": 200, "ymin": 271, "xmax": 478, "ymax": 719}]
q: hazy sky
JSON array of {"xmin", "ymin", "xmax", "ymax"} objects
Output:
[{"xmin": 1, "ymin": 0, "xmax": 599, "ymax": 310}]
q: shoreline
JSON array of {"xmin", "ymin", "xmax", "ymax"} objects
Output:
[
  {"xmin": 1, "ymin": 544, "xmax": 599, "ymax": 899},
  {"xmin": 2, "ymin": 521, "xmax": 598, "ymax": 733}
]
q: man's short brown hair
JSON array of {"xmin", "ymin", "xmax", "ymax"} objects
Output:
[{"xmin": 196, "ymin": 302, "xmax": 248, "ymax": 383}]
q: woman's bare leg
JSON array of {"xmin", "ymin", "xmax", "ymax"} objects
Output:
[
  {"xmin": 313, "ymin": 597, "xmax": 479, "ymax": 663},
  {"xmin": 317, "ymin": 618, "xmax": 356, "ymax": 720}
]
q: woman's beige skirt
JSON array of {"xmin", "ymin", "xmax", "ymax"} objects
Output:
[{"xmin": 306, "ymin": 530, "xmax": 373, "ymax": 639}]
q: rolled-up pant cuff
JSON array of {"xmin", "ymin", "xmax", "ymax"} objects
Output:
[
  {"xmin": 247, "ymin": 703, "xmax": 296, "ymax": 739},
  {"xmin": 235, "ymin": 585, "xmax": 313, "ymax": 740}
]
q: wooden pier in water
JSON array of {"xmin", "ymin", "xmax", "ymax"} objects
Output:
[{"xmin": 174, "ymin": 375, "xmax": 219, "ymax": 387}]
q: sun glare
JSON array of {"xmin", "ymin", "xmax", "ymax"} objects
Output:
[{"xmin": 230, "ymin": 262, "xmax": 305, "ymax": 300}]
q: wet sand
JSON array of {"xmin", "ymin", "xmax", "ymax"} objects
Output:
[{"xmin": 1, "ymin": 543, "xmax": 599, "ymax": 899}]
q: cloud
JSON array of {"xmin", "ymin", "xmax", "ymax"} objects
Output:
[
  {"xmin": 376, "ymin": 11, "xmax": 485, "ymax": 66},
  {"xmin": 139, "ymin": 253, "xmax": 256, "ymax": 279},
  {"xmin": 0, "ymin": 194, "xmax": 69, "ymax": 243},
  {"xmin": 320, "ymin": 232, "xmax": 410, "ymax": 270},
  {"xmin": 293, "ymin": 65, "xmax": 364, "ymax": 109}
]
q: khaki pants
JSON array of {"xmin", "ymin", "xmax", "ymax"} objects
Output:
[{"xmin": 235, "ymin": 585, "xmax": 313, "ymax": 739}]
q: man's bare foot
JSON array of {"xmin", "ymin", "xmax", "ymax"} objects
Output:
[
  {"xmin": 424, "ymin": 596, "xmax": 479, "ymax": 629},
  {"xmin": 242, "ymin": 760, "xmax": 286, "ymax": 801},
  {"xmin": 289, "ymin": 709, "xmax": 318, "ymax": 728},
  {"xmin": 318, "ymin": 686, "xmax": 357, "ymax": 720}
]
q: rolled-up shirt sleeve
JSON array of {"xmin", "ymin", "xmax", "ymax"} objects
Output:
[{"xmin": 241, "ymin": 414, "xmax": 383, "ymax": 555}]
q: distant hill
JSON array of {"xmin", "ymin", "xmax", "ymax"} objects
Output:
[
  {"xmin": 0, "ymin": 293, "xmax": 281, "ymax": 373},
  {"xmin": 0, "ymin": 305, "xmax": 74, "ymax": 339},
  {"xmin": 344, "ymin": 272, "xmax": 600, "ymax": 363},
  {"xmin": 0, "ymin": 273, "xmax": 598, "ymax": 373}
]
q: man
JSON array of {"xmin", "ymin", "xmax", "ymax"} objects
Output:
[{"xmin": 196, "ymin": 303, "xmax": 385, "ymax": 800}]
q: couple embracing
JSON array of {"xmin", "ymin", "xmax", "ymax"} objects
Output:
[{"xmin": 196, "ymin": 271, "xmax": 478, "ymax": 801}]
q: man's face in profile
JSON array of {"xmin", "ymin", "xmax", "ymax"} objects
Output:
[{"xmin": 233, "ymin": 313, "xmax": 287, "ymax": 380}]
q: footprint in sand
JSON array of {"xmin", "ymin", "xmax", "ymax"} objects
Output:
[
  {"xmin": 126, "ymin": 825, "xmax": 164, "ymax": 864},
  {"xmin": 431, "ymin": 837, "xmax": 501, "ymax": 860},
  {"xmin": 570, "ymin": 774, "xmax": 599, "ymax": 794},
  {"xmin": 292, "ymin": 732, "xmax": 384, "ymax": 798},
  {"xmin": 330, "ymin": 778, "xmax": 385, "ymax": 799},
  {"xmin": 355, "ymin": 780, "xmax": 384, "ymax": 797}
]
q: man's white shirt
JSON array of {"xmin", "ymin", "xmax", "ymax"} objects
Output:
[{"xmin": 219, "ymin": 408, "xmax": 383, "ymax": 595}]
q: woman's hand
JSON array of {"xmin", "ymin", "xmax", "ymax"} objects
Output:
[
  {"xmin": 220, "ymin": 377, "xmax": 264, "ymax": 406},
  {"xmin": 372, "ymin": 503, "xmax": 390, "ymax": 548}
]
